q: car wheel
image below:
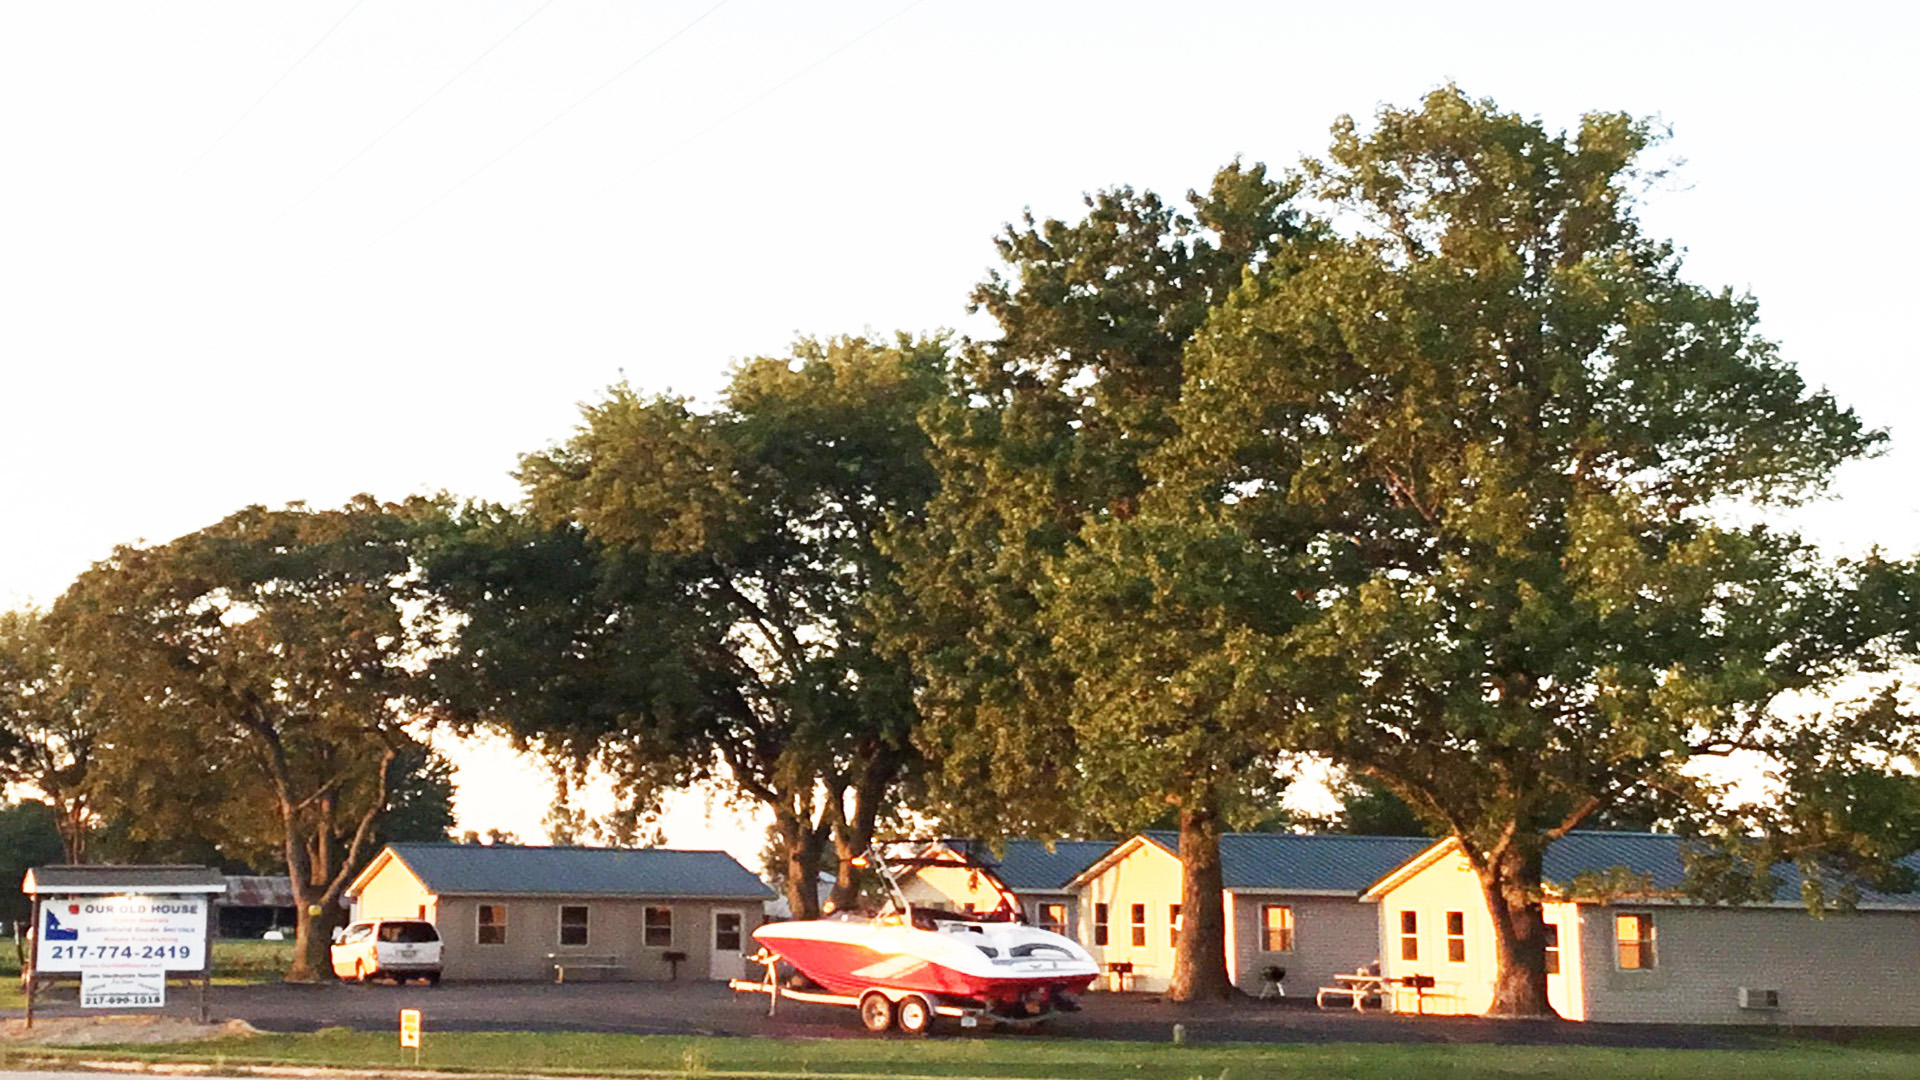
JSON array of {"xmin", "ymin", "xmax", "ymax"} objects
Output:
[
  {"xmin": 896, "ymin": 995, "xmax": 934, "ymax": 1036},
  {"xmin": 859, "ymin": 991, "xmax": 894, "ymax": 1033},
  {"xmin": 426, "ymin": 972, "xmax": 441, "ymax": 986}
]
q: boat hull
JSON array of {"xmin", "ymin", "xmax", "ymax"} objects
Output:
[{"xmin": 754, "ymin": 922, "xmax": 1095, "ymax": 1007}]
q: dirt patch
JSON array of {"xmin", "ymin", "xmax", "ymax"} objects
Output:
[{"xmin": 1, "ymin": 1015, "xmax": 258, "ymax": 1046}]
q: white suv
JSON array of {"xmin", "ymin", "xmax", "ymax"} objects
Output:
[{"xmin": 331, "ymin": 918, "xmax": 443, "ymax": 985}]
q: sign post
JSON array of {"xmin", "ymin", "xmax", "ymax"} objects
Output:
[{"xmin": 399, "ymin": 1008, "xmax": 422, "ymax": 1065}]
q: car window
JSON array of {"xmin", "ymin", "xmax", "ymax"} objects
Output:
[
  {"xmin": 341, "ymin": 924, "xmax": 372, "ymax": 944},
  {"xmin": 384, "ymin": 921, "xmax": 440, "ymax": 943}
]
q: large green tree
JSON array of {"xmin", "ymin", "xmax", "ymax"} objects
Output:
[
  {"xmin": 427, "ymin": 336, "xmax": 944, "ymax": 918},
  {"xmin": 1145, "ymin": 88, "xmax": 1920, "ymax": 1016},
  {"xmin": 0, "ymin": 609, "xmax": 99, "ymax": 862},
  {"xmin": 53, "ymin": 498, "xmax": 446, "ymax": 980},
  {"xmin": 885, "ymin": 163, "xmax": 1304, "ymax": 999}
]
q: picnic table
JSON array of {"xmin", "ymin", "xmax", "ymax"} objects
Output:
[
  {"xmin": 1315, "ymin": 971, "xmax": 1391, "ymax": 1011},
  {"xmin": 1315, "ymin": 971, "xmax": 1438, "ymax": 1013}
]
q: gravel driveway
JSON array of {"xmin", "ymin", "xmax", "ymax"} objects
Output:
[{"xmin": 13, "ymin": 979, "xmax": 1779, "ymax": 1049}]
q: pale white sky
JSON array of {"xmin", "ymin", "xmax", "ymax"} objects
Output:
[{"xmin": 5, "ymin": 2, "xmax": 1917, "ymax": 864}]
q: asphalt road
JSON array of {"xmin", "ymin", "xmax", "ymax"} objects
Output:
[{"xmin": 14, "ymin": 979, "xmax": 1773, "ymax": 1049}]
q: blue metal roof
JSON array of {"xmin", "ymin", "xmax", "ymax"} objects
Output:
[
  {"xmin": 931, "ymin": 839, "xmax": 1119, "ymax": 891},
  {"xmin": 1134, "ymin": 832, "xmax": 1437, "ymax": 893},
  {"xmin": 384, "ymin": 844, "xmax": 772, "ymax": 900},
  {"xmin": 1540, "ymin": 832, "xmax": 1920, "ymax": 908}
]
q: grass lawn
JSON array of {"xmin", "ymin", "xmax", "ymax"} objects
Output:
[{"xmin": 7, "ymin": 1029, "xmax": 1920, "ymax": 1080}]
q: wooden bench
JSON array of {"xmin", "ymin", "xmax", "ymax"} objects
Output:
[{"xmin": 547, "ymin": 953, "xmax": 620, "ymax": 983}]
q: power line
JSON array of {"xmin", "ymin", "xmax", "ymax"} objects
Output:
[
  {"xmin": 517, "ymin": 0, "xmax": 929, "ymax": 253},
  {"xmin": 99, "ymin": 0, "xmax": 369, "ymax": 255},
  {"xmin": 312, "ymin": 0, "xmax": 731, "ymax": 284},
  {"xmin": 260, "ymin": 0, "xmax": 559, "ymax": 234}
]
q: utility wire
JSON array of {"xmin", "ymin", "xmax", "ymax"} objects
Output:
[
  {"xmin": 260, "ymin": 0, "xmax": 559, "ymax": 234},
  {"xmin": 523, "ymin": 0, "xmax": 929, "ymax": 245},
  {"xmin": 312, "ymin": 0, "xmax": 731, "ymax": 284},
  {"xmin": 99, "ymin": 0, "xmax": 368, "ymax": 254}
]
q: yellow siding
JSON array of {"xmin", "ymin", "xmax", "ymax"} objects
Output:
[
  {"xmin": 354, "ymin": 854, "xmax": 434, "ymax": 922},
  {"xmin": 1373, "ymin": 848, "xmax": 1581, "ymax": 1018},
  {"xmin": 898, "ymin": 861, "xmax": 1016, "ymax": 914},
  {"xmin": 1075, "ymin": 841, "xmax": 1184, "ymax": 992}
]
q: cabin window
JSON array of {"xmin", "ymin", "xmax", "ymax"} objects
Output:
[
  {"xmin": 1544, "ymin": 923, "xmax": 1561, "ymax": 975},
  {"xmin": 1038, "ymin": 903, "xmax": 1067, "ymax": 935},
  {"xmin": 1093, "ymin": 903, "xmax": 1110, "ymax": 946},
  {"xmin": 477, "ymin": 904, "xmax": 507, "ymax": 945},
  {"xmin": 1445, "ymin": 911, "xmax": 1466, "ymax": 963},
  {"xmin": 1168, "ymin": 904, "xmax": 1182, "ymax": 948},
  {"xmin": 559, "ymin": 905, "xmax": 589, "ymax": 947},
  {"xmin": 1130, "ymin": 903, "xmax": 1147, "ymax": 947},
  {"xmin": 1261, "ymin": 905, "xmax": 1294, "ymax": 952},
  {"xmin": 1398, "ymin": 910, "xmax": 1418, "ymax": 961},
  {"xmin": 644, "ymin": 906, "xmax": 674, "ymax": 947},
  {"xmin": 1615, "ymin": 912, "xmax": 1655, "ymax": 970}
]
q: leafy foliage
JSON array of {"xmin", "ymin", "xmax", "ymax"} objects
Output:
[
  {"xmin": 52, "ymin": 497, "xmax": 447, "ymax": 980},
  {"xmin": 427, "ymin": 336, "xmax": 947, "ymax": 916},
  {"xmin": 1137, "ymin": 86, "xmax": 1918, "ymax": 1015},
  {"xmin": 885, "ymin": 163, "xmax": 1307, "ymax": 999}
]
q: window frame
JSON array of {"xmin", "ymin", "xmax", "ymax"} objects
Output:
[
  {"xmin": 1444, "ymin": 910, "xmax": 1467, "ymax": 963},
  {"xmin": 476, "ymin": 903, "xmax": 507, "ymax": 946},
  {"xmin": 558, "ymin": 904, "xmax": 589, "ymax": 947},
  {"xmin": 1093, "ymin": 902, "xmax": 1110, "ymax": 947},
  {"xmin": 1168, "ymin": 903, "xmax": 1182, "ymax": 948},
  {"xmin": 1614, "ymin": 911, "xmax": 1656, "ymax": 970},
  {"xmin": 1038, "ymin": 902, "xmax": 1067, "ymax": 936},
  {"xmin": 644, "ymin": 905, "xmax": 674, "ymax": 948},
  {"xmin": 1261, "ymin": 904, "xmax": 1294, "ymax": 953},
  {"xmin": 1543, "ymin": 922, "xmax": 1561, "ymax": 976},
  {"xmin": 1398, "ymin": 910, "xmax": 1419, "ymax": 962},
  {"xmin": 1129, "ymin": 903, "xmax": 1147, "ymax": 948}
]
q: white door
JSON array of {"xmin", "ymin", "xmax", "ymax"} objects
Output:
[{"xmin": 710, "ymin": 909, "xmax": 746, "ymax": 981}]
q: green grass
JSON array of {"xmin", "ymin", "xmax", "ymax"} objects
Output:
[{"xmin": 7, "ymin": 1030, "xmax": 1920, "ymax": 1080}]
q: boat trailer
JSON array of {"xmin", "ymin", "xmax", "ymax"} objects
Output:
[{"xmin": 728, "ymin": 951, "xmax": 1060, "ymax": 1035}]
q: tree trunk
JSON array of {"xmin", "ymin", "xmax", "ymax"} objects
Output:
[
  {"xmin": 826, "ymin": 746, "xmax": 902, "ymax": 914},
  {"xmin": 1167, "ymin": 800, "xmax": 1235, "ymax": 1001},
  {"xmin": 1473, "ymin": 841, "xmax": 1561, "ymax": 1019},
  {"xmin": 775, "ymin": 809, "xmax": 830, "ymax": 920},
  {"xmin": 289, "ymin": 891, "xmax": 347, "ymax": 982}
]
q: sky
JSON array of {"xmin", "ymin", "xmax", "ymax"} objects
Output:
[{"xmin": 4, "ymin": 2, "xmax": 1918, "ymax": 866}]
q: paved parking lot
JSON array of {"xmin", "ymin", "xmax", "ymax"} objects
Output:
[{"xmin": 17, "ymin": 979, "xmax": 1772, "ymax": 1049}]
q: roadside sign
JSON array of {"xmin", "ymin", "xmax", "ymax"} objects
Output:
[
  {"xmin": 400, "ymin": 1008, "xmax": 422, "ymax": 1050},
  {"xmin": 81, "ymin": 970, "xmax": 166, "ymax": 1009},
  {"xmin": 36, "ymin": 895, "xmax": 207, "ymax": 974}
]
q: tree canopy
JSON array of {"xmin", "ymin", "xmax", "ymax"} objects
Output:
[
  {"xmin": 1132, "ymin": 87, "xmax": 1920, "ymax": 1015},
  {"xmin": 52, "ymin": 497, "xmax": 447, "ymax": 980},
  {"xmin": 427, "ymin": 335, "xmax": 947, "ymax": 917},
  {"xmin": 884, "ymin": 162, "xmax": 1308, "ymax": 999}
]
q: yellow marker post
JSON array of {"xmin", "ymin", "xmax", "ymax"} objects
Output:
[{"xmin": 399, "ymin": 1008, "xmax": 422, "ymax": 1065}]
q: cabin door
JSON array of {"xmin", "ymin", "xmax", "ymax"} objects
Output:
[{"xmin": 710, "ymin": 909, "xmax": 746, "ymax": 981}]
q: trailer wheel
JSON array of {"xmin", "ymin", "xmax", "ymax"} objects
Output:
[
  {"xmin": 896, "ymin": 995, "xmax": 934, "ymax": 1036},
  {"xmin": 859, "ymin": 991, "xmax": 895, "ymax": 1033}
]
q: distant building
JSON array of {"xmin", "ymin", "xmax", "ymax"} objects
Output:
[
  {"xmin": 345, "ymin": 843, "xmax": 772, "ymax": 983},
  {"xmin": 1364, "ymin": 832, "xmax": 1920, "ymax": 1025},
  {"xmin": 897, "ymin": 839, "xmax": 1117, "ymax": 936},
  {"xmin": 1069, "ymin": 832, "xmax": 1432, "ymax": 994},
  {"xmin": 219, "ymin": 875, "xmax": 295, "ymax": 938}
]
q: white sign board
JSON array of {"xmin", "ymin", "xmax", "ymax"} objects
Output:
[
  {"xmin": 80, "ymin": 969, "xmax": 167, "ymax": 1009},
  {"xmin": 35, "ymin": 894, "xmax": 207, "ymax": 973}
]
